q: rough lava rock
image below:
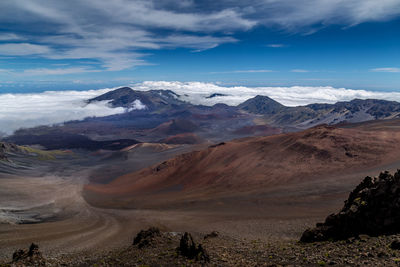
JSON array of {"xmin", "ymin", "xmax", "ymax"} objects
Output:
[
  {"xmin": 301, "ymin": 170, "xmax": 400, "ymax": 242},
  {"xmin": 133, "ymin": 227, "xmax": 161, "ymax": 248},
  {"xmin": 391, "ymin": 239, "xmax": 400, "ymax": 250},
  {"xmin": 12, "ymin": 243, "xmax": 45, "ymax": 265},
  {"xmin": 178, "ymin": 232, "xmax": 209, "ymax": 262}
]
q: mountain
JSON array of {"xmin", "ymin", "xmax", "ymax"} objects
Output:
[
  {"xmin": 7, "ymin": 87, "xmax": 400, "ymax": 150},
  {"xmin": 84, "ymin": 87, "xmax": 400, "ymax": 131},
  {"xmin": 238, "ymin": 95, "xmax": 286, "ymax": 115},
  {"xmin": 238, "ymin": 96, "xmax": 400, "ymax": 128},
  {"xmin": 88, "ymin": 87, "xmax": 185, "ymax": 110},
  {"xmin": 84, "ymin": 124, "xmax": 400, "ymax": 208}
]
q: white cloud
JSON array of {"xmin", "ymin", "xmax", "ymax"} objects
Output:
[
  {"xmin": 23, "ymin": 67, "xmax": 101, "ymax": 76},
  {"xmin": 0, "ymin": 33, "xmax": 24, "ymax": 41},
  {"xmin": 85, "ymin": 1, "xmax": 256, "ymax": 32},
  {"xmin": 128, "ymin": 99, "xmax": 147, "ymax": 111},
  {"xmin": 291, "ymin": 69, "xmax": 310, "ymax": 73},
  {"xmin": 234, "ymin": 70, "xmax": 274, "ymax": 73},
  {"xmin": 130, "ymin": 81, "xmax": 400, "ymax": 106},
  {"xmin": 0, "ymin": 0, "xmax": 399, "ymax": 71},
  {"xmin": 370, "ymin": 67, "xmax": 400, "ymax": 73},
  {"xmin": 159, "ymin": 34, "xmax": 237, "ymax": 51},
  {"xmin": 0, "ymin": 1, "xmax": 255, "ymax": 71},
  {"xmin": 210, "ymin": 69, "xmax": 274, "ymax": 74},
  {"xmin": 0, "ymin": 88, "xmax": 125, "ymax": 134},
  {"xmin": 0, "ymin": 43, "xmax": 51, "ymax": 56},
  {"xmin": 258, "ymin": 0, "xmax": 400, "ymax": 31},
  {"xmin": 267, "ymin": 44, "xmax": 286, "ymax": 48}
]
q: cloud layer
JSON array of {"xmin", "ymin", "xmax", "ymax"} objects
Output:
[
  {"xmin": 131, "ymin": 81, "xmax": 400, "ymax": 107},
  {"xmin": 2, "ymin": 81, "xmax": 400, "ymax": 135},
  {"xmin": 0, "ymin": 0, "xmax": 399, "ymax": 72},
  {"xmin": 0, "ymin": 89, "xmax": 125, "ymax": 135}
]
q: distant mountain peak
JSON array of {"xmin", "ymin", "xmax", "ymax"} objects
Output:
[
  {"xmin": 87, "ymin": 87, "xmax": 186, "ymax": 110},
  {"xmin": 238, "ymin": 95, "xmax": 285, "ymax": 115}
]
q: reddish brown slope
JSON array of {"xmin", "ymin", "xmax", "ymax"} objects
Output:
[
  {"xmin": 84, "ymin": 125, "xmax": 400, "ymax": 207},
  {"xmin": 158, "ymin": 133, "xmax": 204, "ymax": 144}
]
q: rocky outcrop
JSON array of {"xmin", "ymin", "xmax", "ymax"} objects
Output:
[
  {"xmin": 12, "ymin": 243, "xmax": 45, "ymax": 265},
  {"xmin": 133, "ymin": 227, "xmax": 161, "ymax": 248},
  {"xmin": 0, "ymin": 142, "xmax": 18, "ymax": 161},
  {"xmin": 178, "ymin": 232, "xmax": 209, "ymax": 262},
  {"xmin": 301, "ymin": 170, "xmax": 400, "ymax": 242}
]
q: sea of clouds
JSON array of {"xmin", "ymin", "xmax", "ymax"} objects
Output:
[
  {"xmin": 133, "ymin": 81, "xmax": 400, "ymax": 107},
  {"xmin": 0, "ymin": 88, "xmax": 124, "ymax": 135},
  {"xmin": 1, "ymin": 81, "xmax": 400, "ymax": 135}
]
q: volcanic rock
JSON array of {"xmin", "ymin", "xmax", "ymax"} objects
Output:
[
  {"xmin": 301, "ymin": 170, "xmax": 400, "ymax": 242},
  {"xmin": 204, "ymin": 231, "xmax": 219, "ymax": 239},
  {"xmin": 133, "ymin": 227, "xmax": 161, "ymax": 248},
  {"xmin": 12, "ymin": 243, "xmax": 45, "ymax": 265},
  {"xmin": 391, "ymin": 239, "xmax": 400, "ymax": 250},
  {"xmin": 178, "ymin": 232, "xmax": 209, "ymax": 262}
]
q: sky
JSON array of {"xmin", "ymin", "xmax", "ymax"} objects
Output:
[{"xmin": 0, "ymin": 0, "xmax": 399, "ymax": 92}]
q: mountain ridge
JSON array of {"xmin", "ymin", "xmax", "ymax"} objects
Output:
[{"xmin": 5, "ymin": 87, "xmax": 400, "ymax": 150}]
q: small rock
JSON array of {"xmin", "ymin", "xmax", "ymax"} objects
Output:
[
  {"xmin": 133, "ymin": 227, "xmax": 161, "ymax": 248},
  {"xmin": 391, "ymin": 239, "xmax": 400, "ymax": 250},
  {"xmin": 204, "ymin": 231, "xmax": 219, "ymax": 239},
  {"xmin": 377, "ymin": 251, "xmax": 388, "ymax": 258}
]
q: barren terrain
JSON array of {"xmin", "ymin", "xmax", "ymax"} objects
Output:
[{"xmin": 3, "ymin": 122, "xmax": 400, "ymax": 265}]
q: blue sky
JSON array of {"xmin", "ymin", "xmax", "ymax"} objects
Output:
[{"xmin": 0, "ymin": 0, "xmax": 400, "ymax": 92}]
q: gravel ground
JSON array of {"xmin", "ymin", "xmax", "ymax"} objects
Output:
[{"xmin": 4, "ymin": 230, "xmax": 400, "ymax": 266}]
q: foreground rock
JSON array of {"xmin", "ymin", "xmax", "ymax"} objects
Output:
[
  {"xmin": 132, "ymin": 226, "xmax": 161, "ymax": 248},
  {"xmin": 12, "ymin": 243, "xmax": 45, "ymax": 266},
  {"xmin": 204, "ymin": 231, "xmax": 219, "ymax": 239},
  {"xmin": 301, "ymin": 170, "xmax": 400, "ymax": 242},
  {"xmin": 178, "ymin": 232, "xmax": 209, "ymax": 262}
]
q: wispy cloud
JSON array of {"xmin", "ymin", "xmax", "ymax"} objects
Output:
[
  {"xmin": 0, "ymin": 1, "xmax": 255, "ymax": 71},
  {"xmin": 267, "ymin": 44, "xmax": 286, "ymax": 48},
  {"xmin": 0, "ymin": 33, "xmax": 24, "ymax": 41},
  {"xmin": 0, "ymin": 0, "xmax": 398, "ymax": 73},
  {"xmin": 0, "ymin": 43, "xmax": 51, "ymax": 56},
  {"xmin": 23, "ymin": 67, "xmax": 101, "ymax": 76},
  {"xmin": 291, "ymin": 69, "xmax": 310, "ymax": 73},
  {"xmin": 370, "ymin": 67, "xmax": 400, "ymax": 73},
  {"xmin": 210, "ymin": 69, "xmax": 274, "ymax": 74}
]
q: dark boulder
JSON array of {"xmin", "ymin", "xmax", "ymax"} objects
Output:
[
  {"xmin": 391, "ymin": 239, "xmax": 400, "ymax": 250},
  {"xmin": 301, "ymin": 170, "xmax": 400, "ymax": 242},
  {"xmin": 12, "ymin": 243, "xmax": 45, "ymax": 265},
  {"xmin": 133, "ymin": 227, "xmax": 161, "ymax": 248},
  {"xmin": 178, "ymin": 232, "xmax": 209, "ymax": 262}
]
